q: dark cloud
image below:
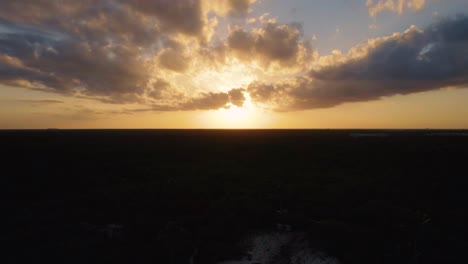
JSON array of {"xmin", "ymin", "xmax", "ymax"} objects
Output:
[
  {"xmin": 228, "ymin": 88, "xmax": 246, "ymax": 107},
  {"xmin": 227, "ymin": 28, "xmax": 256, "ymax": 57},
  {"xmin": 248, "ymin": 82, "xmax": 277, "ymax": 103},
  {"xmin": 0, "ymin": 1, "xmax": 201, "ymax": 40},
  {"xmin": 0, "ymin": 1, "xmax": 90, "ymax": 27},
  {"xmin": 158, "ymin": 44, "xmax": 190, "ymax": 72},
  {"xmin": 0, "ymin": 27, "xmax": 149, "ymax": 99},
  {"xmin": 227, "ymin": 21, "xmax": 307, "ymax": 66},
  {"xmin": 227, "ymin": 0, "xmax": 255, "ymax": 17},
  {"xmin": 181, "ymin": 92, "xmax": 230, "ymax": 110},
  {"xmin": 312, "ymin": 24, "xmax": 468, "ymax": 82},
  {"xmin": 0, "ymin": 1, "xmax": 168, "ymax": 103},
  {"xmin": 125, "ymin": 0, "xmax": 204, "ymax": 36},
  {"xmin": 147, "ymin": 79, "xmax": 171, "ymax": 99},
  {"xmin": 146, "ymin": 88, "xmax": 244, "ymax": 111},
  {"xmin": 249, "ymin": 16, "xmax": 468, "ymax": 111},
  {"xmin": 257, "ymin": 22, "xmax": 303, "ymax": 62}
]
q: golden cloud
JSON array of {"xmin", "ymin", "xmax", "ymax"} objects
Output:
[{"xmin": 367, "ymin": 0, "xmax": 426, "ymax": 18}]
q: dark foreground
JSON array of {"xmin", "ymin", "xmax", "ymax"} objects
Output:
[{"xmin": 2, "ymin": 129, "xmax": 468, "ymax": 264}]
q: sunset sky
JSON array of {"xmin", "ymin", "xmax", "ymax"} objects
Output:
[{"xmin": 1, "ymin": 0, "xmax": 468, "ymax": 128}]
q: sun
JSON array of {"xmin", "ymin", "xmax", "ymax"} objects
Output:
[
  {"xmin": 191, "ymin": 60, "xmax": 273, "ymax": 128},
  {"xmin": 198, "ymin": 93, "xmax": 271, "ymax": 128},
  {"xmin": 223, "ymin": 104, "xmax": 250, "ymax": 122}
]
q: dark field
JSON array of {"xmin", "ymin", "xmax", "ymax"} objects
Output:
[{"xmin": 2, "ymin": 129, "xmax": 468, "ymax": 264}]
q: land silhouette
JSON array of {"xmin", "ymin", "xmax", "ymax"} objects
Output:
[{"xmin": 2, "ymin": 129, "xmax": 468, "ymax": 263}]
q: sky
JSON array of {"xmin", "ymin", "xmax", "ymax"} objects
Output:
[{"xmin": 1, "ymin": 0, "xmax": 468, "ymax": 129}]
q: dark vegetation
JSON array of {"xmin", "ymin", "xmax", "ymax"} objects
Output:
[{"xmin": 2, "ymin": 129, "xmax": 468, "ymax": 263}]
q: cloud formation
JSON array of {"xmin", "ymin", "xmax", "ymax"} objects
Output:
[
  {"xmin": 0, "ymin": 0, "xmax": 256, "ymax": 109},
  {"xmin": 248, "ymin": 15, "xmax": 468, "ymax": 110},
  {"xmin": 367, "ymin": 0, "xmax": 426, "ymax": 18},
  {"xmin": 146, "ymin": 88, "xmax": 245, "ymax": 111},
  {"xmin": 226, "ymin": 20, "xmax": 312, "ymax": 67},
  {"xmin": 206, "ymin": 0, "xmax": 258, "ymax": 17}
]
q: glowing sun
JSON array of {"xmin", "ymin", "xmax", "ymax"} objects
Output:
[{"xmin": 198, "ymin": 93, "xmax": 271, "ymax": 128}]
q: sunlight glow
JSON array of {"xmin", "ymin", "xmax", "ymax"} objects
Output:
[
  {"xmin": 198, "ymin": 93, "xmax": 272, "ymax": 128},
  {"xmin": 193, "ymin": 59, "xmax": 256, "ymax": 93}
]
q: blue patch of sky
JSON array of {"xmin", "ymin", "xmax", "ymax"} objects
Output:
[{"xmin": 246, "ymin": 0, "xmax": 468, "ymax": 54}]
